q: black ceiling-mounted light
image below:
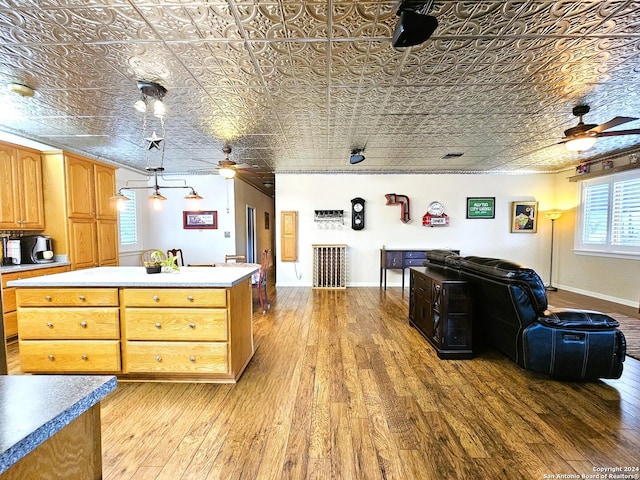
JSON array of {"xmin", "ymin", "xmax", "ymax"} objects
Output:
[
  {"xmin": 392, "ymin": 0, "xmax": 438, "ymax": 48},
  {"xmin": 350, "ymin": 148, "xmax": 366, "ymax": 165}
]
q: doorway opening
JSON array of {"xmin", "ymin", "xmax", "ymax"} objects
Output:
[{"xmin": 246, "ymin": 205, "xmax": 256, "ymax": 263}]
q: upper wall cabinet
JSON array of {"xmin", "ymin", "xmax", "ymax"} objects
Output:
[
  {"xmin": 0, "ymin": 142, "xmax": 45, "ymax": 230},
  {"xmin": 42, "ymin": 151, "xmax": 118, "ymax": 270}
]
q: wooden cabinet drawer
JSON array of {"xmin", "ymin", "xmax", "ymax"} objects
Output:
[
  {"xmin": 122, "ymin": 288, "xmax": 227, "ymax": 307},
  {"xmin": 16, "ymin": 288, "xmax": 118, "ymax": 306},
  {"xmin": 19, "ymin": 340, "xmax": 121, "ymax": 372},
  {"xmin": 404, "ymin": 251, "xmax": 426, "ymax": 259},
  {"xmin": 404, "ymin": 258, "xmax": 426, "ymax": 267},
  {"xmin": 125, "ymin": 341, "xmax": 228, "ymax": 374},
  {"xmin": 413, "ymin": 273, "xmax": 429, "ymax": 294},
  {"xmin": 4, "ymin": 311, "xmax": 17, "ymax": 338},
  {"xmin": 3, "ymin": 287, "xmax": 16, "ymax": 312},
  {"xmin": 384, "ymin": 252, "xmax": 403, "ymax": 268},
  {"xmin": 1, "ymin": 265, "xmax": 70, "ymax": 288},
  {"xmin": 18, "ymin": 307, "xmax": 120, "ymax": 339},
  {"xmin": 125, "ymin": 308, "xmax": 227, "ymax": 341}
]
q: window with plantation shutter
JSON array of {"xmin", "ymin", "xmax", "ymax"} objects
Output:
[
  {"xmin": 577, "ymin": 169, "xmax": 640, "ymax": 256},
  {"xmin": 118, "ymin": 189, "xmax": 138, "ymax": 246}
]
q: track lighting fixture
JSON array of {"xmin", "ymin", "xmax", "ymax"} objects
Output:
[
  {"xmin": 392, "ymin": 0, "xmax": 438, "ymax": 48},
  {"xmin": 350, "ymin": 148, "xmax": 366, "ymax": 165}
]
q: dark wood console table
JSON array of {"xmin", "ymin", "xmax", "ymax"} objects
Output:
[
  {"xmin": 380, "ymin": 248, "xmax": 459, "ymax": 290},
  {"xmin": 409, "ymin": 267, "xmax": 473, "ymax": 359},
  {"xmin": 379, "ymin": 249, "xmax": 428, "ymax": 290}
]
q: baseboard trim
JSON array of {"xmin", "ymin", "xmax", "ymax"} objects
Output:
[{"xmin": 554, "ymin": 283, "xmax": 638, "ymax": 308}]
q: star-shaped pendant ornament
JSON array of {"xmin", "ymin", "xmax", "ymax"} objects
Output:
[{"xmin": 145, "ymin": 131, "xmax": 164, "ymax": 150}]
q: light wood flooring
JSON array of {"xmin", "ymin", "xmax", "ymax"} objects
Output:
[{"xmin": 5, "ymin": 287, "xmax": 640, "ymax": 479}]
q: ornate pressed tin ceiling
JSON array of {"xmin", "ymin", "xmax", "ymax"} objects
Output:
[{"xmin": 1, "ymin": 1, "xmax": 640, "ymax": 193}]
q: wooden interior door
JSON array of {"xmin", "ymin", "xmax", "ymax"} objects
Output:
[{"xmin": 280, "ymin": 210, "xmax": 298, "ymax": 262}]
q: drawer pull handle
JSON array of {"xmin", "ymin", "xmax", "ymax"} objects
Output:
[
  {"xmin": 188, "ymin": 323, "xmax": 195, "ymax": 329},
  {"xmin": 48, "ymin": 354, "xmax": 55, "ymax": 361},
  {"xmin": 155, "ymin": 322, "xmax": 162, "ymax": 329},
  {"xmin": 78, "ymin": 295, "xmax": 86, "ymax": 301},
  {"xmin": 189, "ymin": 356, "xmax": 196, "ymax": 362},
  {"xmin": 80, "ymin": 321, "xmax": 87, "ymax": 328},
  {"xmin": 81, "ymin": 355, "xmax": 88, "ymax": 361},
  {"xmin": 187, "ymin": 295, "xmax": 194, "ymax": 302},
  {"xmin": 156, "ymin": 355, "xmax": 162, "ymax": 362},
  {"xmin": 45, "ymin": 295, "xmax": 52, "ymax": 302},
  {"xmin": 47, "ymin": 322, "xmax": 54, "ymax": 328},
  {"xmin": 153, "ymin": 295, "xmax": 160, "ymax": 302}
]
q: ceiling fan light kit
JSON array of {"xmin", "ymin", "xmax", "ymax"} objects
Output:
[
  {"xmin": 219, "ymin": 166, "xmax": 236, "ymax": 179},
  {"xmin": 561, "ymin": 104, "xmax": 640, "ymax": 154},
  {"xmin": 7, "ymin": 82, "xmax": 35, "ymax": 97},
  {"xmin": 565, "ymin": 135, "xmax": 597, "ymax": 153}
]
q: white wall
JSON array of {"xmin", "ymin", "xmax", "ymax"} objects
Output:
[
  {"xmin": 553, "ymin": 168, "xmax": 640, "ymax": 306},
  {"xmin": 275, "ymin": 173, "xmax": 557, "ymax": 287}
]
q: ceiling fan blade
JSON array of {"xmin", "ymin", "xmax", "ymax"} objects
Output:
[
  {"xmin": 590, "ymin": 116, "xmax": 638, "ymax": 133},
  {"xmin": 235, "ymin": 162, "xmax": 255, "ymax": 169},
  {"xmin": 595, "ymin": 128, "xmax": 640, "ymax": 137}
]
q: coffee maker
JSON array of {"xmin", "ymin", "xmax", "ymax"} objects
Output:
[
  {"xmin": 1, "ymin": 236, "xmax": 21, "ymax": 266},
  {"xmin": 20, "ymin": 235, "xmax": 55, "ymax": 264}
]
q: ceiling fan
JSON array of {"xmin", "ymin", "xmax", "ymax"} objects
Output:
[
  {"xmin": 214, "ymin": 146, "xmax": 255, "ymax": 179},
  {"xmin": 560, "ymin": 105, "xmax": 640, "ymax": 153}
]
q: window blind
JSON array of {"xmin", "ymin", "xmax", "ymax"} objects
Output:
[
  {"xmin": 118, "ymin": 189, "xmax": 138, "ymax": 245},
  {"xmin": 612, "ymin": 177, "xmax": 640, "ymax": 246},
  {"xmin": 578, "ymin": 169, "xmax": 640, "ymax": 256}
]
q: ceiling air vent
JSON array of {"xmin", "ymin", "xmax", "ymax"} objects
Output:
[{"xmin": 442, "ymin": 152, "xmax": 464, "ymax": 159}]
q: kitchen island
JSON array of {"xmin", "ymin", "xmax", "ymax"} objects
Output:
[
  {"xmin": 8, "ymin": 266, "xmax": 258, "ymax": 382},
  {"xmin": 0, "ymin": 374, "xmax": 116, "ymax": 480}
]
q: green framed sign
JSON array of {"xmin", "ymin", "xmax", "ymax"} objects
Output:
[{"xmin": 466, "ymin": 197, "xmax": 495, "ymax": 219}]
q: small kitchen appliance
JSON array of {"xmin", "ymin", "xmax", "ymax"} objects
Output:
[{"xmin": 20, "ymin": 235, "xmax": 55, "ymax": 264}]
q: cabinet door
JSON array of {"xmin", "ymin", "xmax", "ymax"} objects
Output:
[
  {"xmin": 17, "ymin": 149, "xmax": 45, "ymax": 229},
  {"xmin": 66, "ymin": 156, "xmax": 96, "ymax": 218},
  {"xmin": 0, "ymin": 144, "xmax": 20, "ymax": 228},
  {"xmin": 97, "ymin": 219, "xmax": 119, "ymax": 265},
  {"xmin": 68, "ymin": 218, "xmax": 98, "ymax": 269},
  {"xmin": 94, "ymin": 164, "xmax": 116, "ymax": 219},
  {"xmin": 280, "ymin": 211, "xmax": 297, "ymax": 262}
]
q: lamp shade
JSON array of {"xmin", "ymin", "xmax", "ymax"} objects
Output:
[
  {"xmin": 219, "ymin": 167, "xmax": 236, "ymax": 179},
  {"xmin": 565, "ymin": 135, "xmax": 597, "ymax": 152},
  {"xmin": 544, "ymin": 210, "xmax": 563, "ymax": 221}
]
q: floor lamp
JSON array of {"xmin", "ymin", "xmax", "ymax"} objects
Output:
[{"xmin": 544, "ymin": 210, "xmax": 563, "ymax": 291}]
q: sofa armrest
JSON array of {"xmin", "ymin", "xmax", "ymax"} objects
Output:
[{"xmin": 539, "ymin": 308, "xmax": 620, "ymax": 330}]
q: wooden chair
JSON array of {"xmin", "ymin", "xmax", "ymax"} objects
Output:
[
  {"xmin": 225, "ymin": 254, "xmax": 246, "ymax": 263},
  {"xmin": 252, "ymin": 249, "xmax": 271, "ymax": 314},
  {"xmin": 167, "ymin": 248, "xmax": 184, "ymax": 266}
]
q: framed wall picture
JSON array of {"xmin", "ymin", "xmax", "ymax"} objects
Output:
[
  {"xmin": 265, "ymin": 212, "xmax": 270, "ymax": 230},
  {"xmin": 183, "ymin": 210, "xmax": 218, "ymax": 229},
  {"xmin": 466, "ymin": 197, "xmax": 495, "ymax": 219},
  {"xmin": 510, "ymin": 201, "xmax": 538, "ymax": 233}
]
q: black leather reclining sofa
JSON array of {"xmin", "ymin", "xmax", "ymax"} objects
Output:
[{"xmin": 424, "ymin": 250, "xmax": 626, "ymax": 380}]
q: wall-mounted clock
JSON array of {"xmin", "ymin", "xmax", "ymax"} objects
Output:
[{"xmin": 351, "ymin": 197, "xmax": 365, "ymax": 230}]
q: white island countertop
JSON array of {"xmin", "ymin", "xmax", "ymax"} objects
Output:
[{"xmin": 7, "ymin": 266, "xmax": 259, "ymax": 288}]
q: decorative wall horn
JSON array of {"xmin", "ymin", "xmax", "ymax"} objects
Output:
[{"xmin": 385, "ymin": 193, "xmax": 411, "ymax": 223}]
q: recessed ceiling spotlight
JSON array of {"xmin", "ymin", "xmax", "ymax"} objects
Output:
[{"xmin": 7, "ymin": 83, "xmax": 35, "ymax": 97}]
